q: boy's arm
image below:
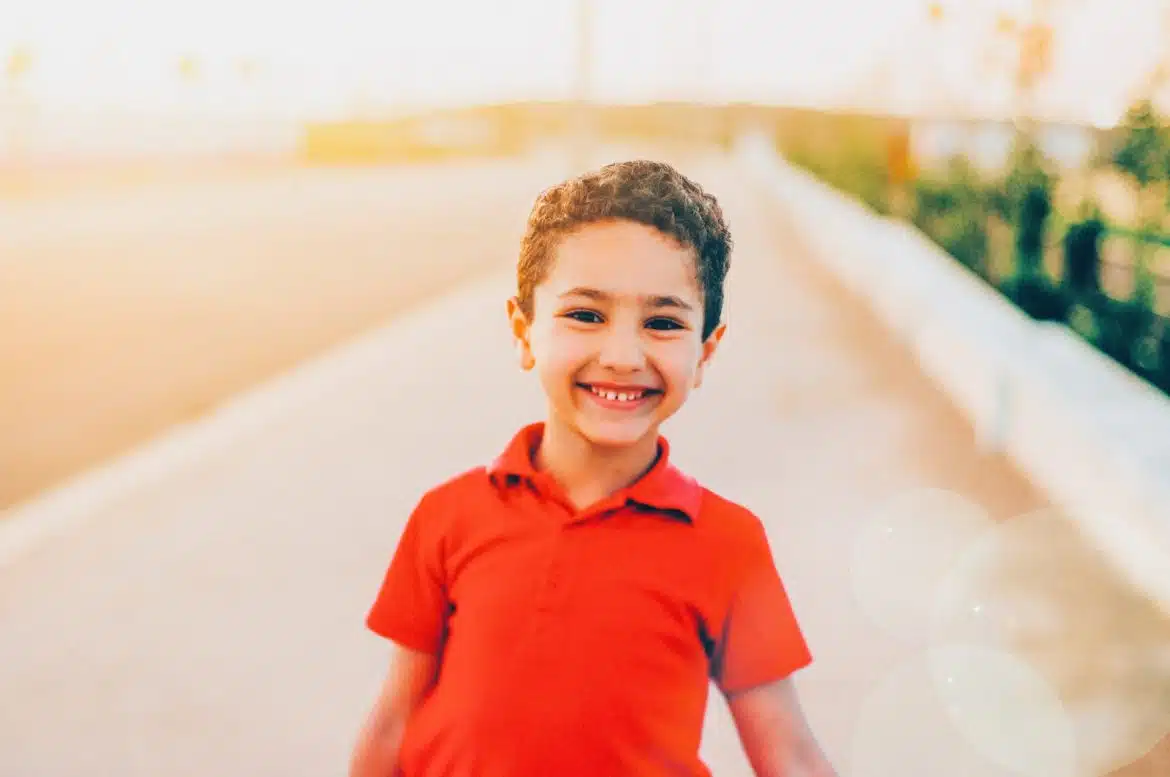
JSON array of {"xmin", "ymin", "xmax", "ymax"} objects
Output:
[
  {"xmin": 713, "ymin": 512, "xmax": 833, "ymax": 777},
  {"xmin": 725, "ymin": 677, "xmax": 838, "ymax": 777},
  {"xmin": 354, "ymin": 488, "xmax": 450, "ymax": 776},
  {"xmin": 349, "ymin": 643, "xmax": 439, "ymax": 777}
]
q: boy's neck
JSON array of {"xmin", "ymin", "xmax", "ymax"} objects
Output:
[{"xmin": 535, "ymin": 418, "xmax": 661, "ymax": 511}]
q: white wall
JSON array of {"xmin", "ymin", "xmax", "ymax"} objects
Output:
[{"xmin": 738, "ymin": 132, "xmax": 1170, "ymax": 611}]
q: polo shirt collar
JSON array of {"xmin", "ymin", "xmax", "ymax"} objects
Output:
[{"xmin": 487, "ymin": 422, "xmax": 702, "ymax": 522}]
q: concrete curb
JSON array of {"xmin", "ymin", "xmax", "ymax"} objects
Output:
[{"xmin": 736, "ymin": 132, "xmax": 1170, "ymax": 611}]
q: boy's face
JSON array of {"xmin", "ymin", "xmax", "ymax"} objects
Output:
[{"xmin": 508, "ymin": 219, "xmax": 726, "ymax": 449}]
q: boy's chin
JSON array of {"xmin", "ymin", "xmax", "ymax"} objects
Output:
[{"xmin": 575, "ymin": 417, "xmax": 660, "ymax": 449}]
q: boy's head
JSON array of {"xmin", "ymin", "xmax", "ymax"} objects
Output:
[{"xmin": 507, "ymin": 160, "xmax": 732, "ymax": 448}]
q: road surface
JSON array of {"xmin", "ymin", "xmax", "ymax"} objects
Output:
[
  {"xmin": 0, "ymin": 150, "xmax": 564, "ymax": 509},
  {"xmin": 1, "ymin": 148, "xmax": 1167, "ymax": 777}
]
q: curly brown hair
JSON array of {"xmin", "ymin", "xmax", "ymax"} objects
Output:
[{"xmin": 515, "ymin": 160, "xmax": 732, "ymax": 341}]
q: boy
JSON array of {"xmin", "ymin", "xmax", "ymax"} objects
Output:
[{"xmin": 350, "ymin": 160, "xmax": 836, "ymax": 777}]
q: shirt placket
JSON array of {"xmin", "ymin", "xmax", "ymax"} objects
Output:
[
  {"xmin": 534, "ymin": 526, "xmax": 570, "ymax": 614},
  {"xmin": 528, "ymin": 476, "xmax": 629, "ymax": 615},
  {"xmin": 526, "ymin": 476, "xmax": 577, "ymax": 626}
]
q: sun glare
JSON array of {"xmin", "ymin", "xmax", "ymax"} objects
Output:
[{"xmin": 0, "ymin": 0, "xmax": 1166, "ymax": 125}]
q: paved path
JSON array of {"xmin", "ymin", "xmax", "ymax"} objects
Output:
[
  {"xmin": 0, "ymin": 149, "xmax": 565, "ymax": 509},
  {"xmin": 1, "ymin": 149, "xmax": 1167, "ymax": 777}
]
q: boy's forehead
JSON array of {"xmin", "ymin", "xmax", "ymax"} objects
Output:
[{"xmin": 542, "ymin": 221, "xmax": 701, "ymax": 301}]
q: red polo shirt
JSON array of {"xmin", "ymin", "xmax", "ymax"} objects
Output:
[{"xmin": 366, "ymin": 422, "xmax": 811, "ymax": 777}]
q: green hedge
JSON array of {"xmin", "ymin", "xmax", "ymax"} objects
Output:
[
  {"xmin": 773, "ymin": 110, "xmax": 904, "ymax": 216},
  {"xmin": 777, "ymin": 122, "xmax": 1170, "ymax": 396}
]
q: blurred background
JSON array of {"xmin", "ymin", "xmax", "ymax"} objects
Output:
[{"xmin": 3, "ymin": 1, "xmax": 1170, "ymax": 776}]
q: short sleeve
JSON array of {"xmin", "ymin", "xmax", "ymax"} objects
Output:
[
  {"xmin": 710, "ymin": 519, "xmax": 812, "ymax": 695},
  {"xmin": 365, "ymin": 492, "xmax": 450, "ymax": 654}
]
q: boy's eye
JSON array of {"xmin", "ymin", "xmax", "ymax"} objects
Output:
[
  {"xmin": 646, "ymin": 317, "xmax": 684, "ymax": 331},
  {"xmin": 565, "ymin": 310, "xmax": 603, "ymax": 324}
]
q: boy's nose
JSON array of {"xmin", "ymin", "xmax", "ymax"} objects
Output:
[{"xmin": 597, "ymin": 330, "xmax": 646, "ymax": 371}]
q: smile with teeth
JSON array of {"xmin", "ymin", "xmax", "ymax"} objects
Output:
[
  {"xmin": 581, "ymin": 384, "xmax": 659, "ymax": 406},
  {"xmin": 591, "ymin": 386, "xmax": 645, "ymax": 402}
]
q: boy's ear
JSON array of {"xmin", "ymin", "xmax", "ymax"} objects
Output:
[
  {"xmin": 693, "ymin": 321, "xmax": 727, "ymax": 389},
  {"xmin": 506, "ymin": 297, "xmax": 536, "ymax": 371}
]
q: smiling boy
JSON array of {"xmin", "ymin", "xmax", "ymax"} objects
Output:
[{"xmin": 350, "ymin": 160, "xmax": 837, "ymax": 777}]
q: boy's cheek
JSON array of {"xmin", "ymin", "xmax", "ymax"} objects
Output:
[
  {"xmin": 538, "ymin": 336, "xmax": 590, "ymax": 371},
  {"xmin": 536, "ymin": 357, "xmax": 585, "ymax": 393}
]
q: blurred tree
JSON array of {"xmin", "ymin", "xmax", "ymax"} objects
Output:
[
  {"xmin": 886, "ymin": 127, "xmax": 914, "ymax": 216},
  {"xmin": 1015, "ymin": 18, "xmax": 1054, "ymax": 103},
  {"xmin": 1115, "ymin": 0, "xmax": 1170, "ymax": 314},
  {"xmin": 1112, "ymin": 99, "xmax": 1170, "ymax": 308},
  {"xmin": 1001, "ymin": 9, "xmax": 1051, "ymax": 131},
  {"xmin": 1113, "ymin": 99, "xmax": 1170, "ymax": 191},
  {"xmin": 177, "ymin": 54, "xmax": 200, "ymax": 84},
  {"xmin": 1063, "ymin": 211, "xmax": 1105, "ymax": 297},
  {"xmin": 911, "ymin": 156, "xmax": 996, "ymax": 278},
  {"xmin": 1085, "ymin": 99, "xmax": 1170, "ymax": 372},
  {"xmin": 1005, "ymin": 139, "xmax": 1054, "ymax": 273},
  {"xmin": 997, "ymin": 135, "xmax": 1071, "ymax": 320},
  {"xmin": 4, "ymin": 45, "xmax": 34, "ymax": 84},
  {"xmin": 981, "ymin": 0, "xmax": 1085, "ymax": 133},
  {"xmin": 928, "ymin": 0, "xmax": 1085, "ymax": 125}
]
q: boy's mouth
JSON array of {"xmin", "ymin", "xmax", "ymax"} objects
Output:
[{"xmin": 578, "ymin": 383, "xmax": 661, "ymax": 410}]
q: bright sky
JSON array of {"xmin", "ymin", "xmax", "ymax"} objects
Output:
[{"xmin": 0, "ymin": 0, "xmax": 1166, "ymax": 124}]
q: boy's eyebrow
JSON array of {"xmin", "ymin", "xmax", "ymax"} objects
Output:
[
  {"xmin": 649, "ymin": 294, "xmax": 695, "ymax": 312},
  {"xmin": 559, "ymin": 287, "xmax": 696, "ymax": 312}
]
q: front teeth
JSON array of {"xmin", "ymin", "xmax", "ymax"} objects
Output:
[{"xmin": 591, "ymin": 387, "xmax": 644, "ymax": 402}]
